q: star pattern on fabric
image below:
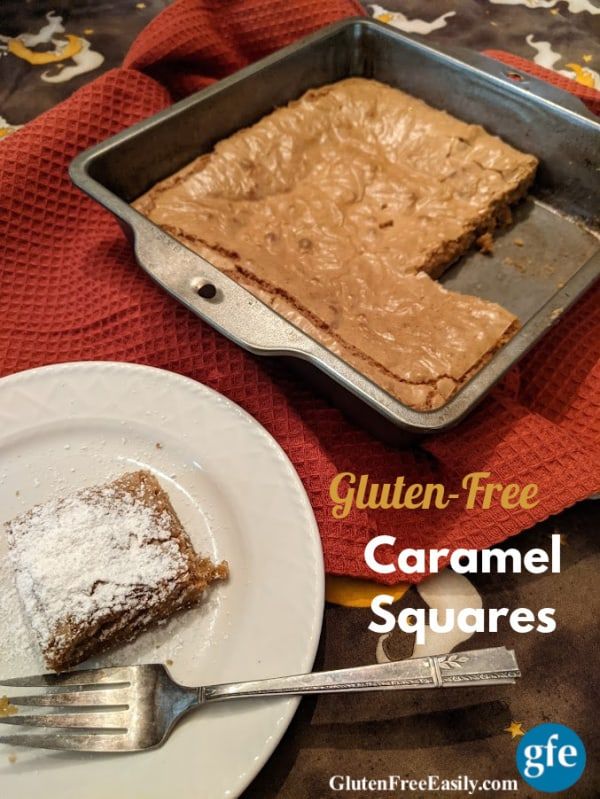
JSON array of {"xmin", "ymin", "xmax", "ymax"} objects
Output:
[
  {"xmin": 326, "ymin": 575, "xmax": 409, "ymax": 607},
  {"xmin": 504, "ymin": 721, "xmax": 526, "ymax": 739}
]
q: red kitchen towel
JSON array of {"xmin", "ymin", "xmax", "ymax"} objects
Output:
[{"xmin": 0, "ymin": 0, "xmax": 598, "ymax": 584}]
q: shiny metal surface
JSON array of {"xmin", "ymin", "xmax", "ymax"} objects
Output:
[
  {"xmin": 0, "ymin": 647, "xmax": 519, "ymax": 752},
  {"xmin": 69, "ymin": 18, "xmax": 600, "ymax": 441}
]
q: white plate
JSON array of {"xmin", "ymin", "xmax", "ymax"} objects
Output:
[{"xmin": 0, "ymin": 362, "xmax": 324, "ymax": 799}]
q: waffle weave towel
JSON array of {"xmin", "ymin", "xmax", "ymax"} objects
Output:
[{"xmin": 1, "ymin": 0, "xmax": 598, "ymax": 583}]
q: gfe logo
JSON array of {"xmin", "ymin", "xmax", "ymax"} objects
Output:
[{"xmin": 516, "ymin": 723, "xmax": 586, "ymax": 793}]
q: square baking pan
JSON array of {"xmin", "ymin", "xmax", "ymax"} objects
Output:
[{"xmin": 70, "ymin": 17, "xmax": 600, "ymax": 444}]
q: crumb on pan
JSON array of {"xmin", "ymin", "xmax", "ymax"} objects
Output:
[
  {"xmin": 504, "ymin": 256, "xmax": 525, "ymax": 273},
  {"xmin": 0, "ymin": 696, "xmax": 17, "ymax": 718},
  {"xmin": 476, "ymin": 232, "xmax": 494, "ymax": 255}
]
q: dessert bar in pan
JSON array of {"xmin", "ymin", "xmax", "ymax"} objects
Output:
[
  {"xmin": 134, "ymin": 79, "xmax": 537, "ymax": 411},
  {"xmin": 70, "ymin": 19, "xmax": 600, "ymax": 440}
]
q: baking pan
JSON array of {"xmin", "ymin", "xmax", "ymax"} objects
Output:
[{"xmin": 70, "ymin": 17, "xmax": 600, "ymax": 444}]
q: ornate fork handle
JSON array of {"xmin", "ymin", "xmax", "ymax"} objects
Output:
[
  {"xmin": 201, "ymin": 647, "xmax": 520, "ymax": 703},
  {"xmin": 0, "ymin": 647, "xmax": 520, "ymax": 753}
]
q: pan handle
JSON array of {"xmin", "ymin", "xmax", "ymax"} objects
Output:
[
  {"xmin": 438, "ymin": 43, "xmax": 597, "ymax": 122},
  {"xmin": 130, "ymin": 220, "xmax": 421, "ymax": 421},
  {"xmin": 132, "ymin": 223, "xmax": 317, "ymax": 357}
]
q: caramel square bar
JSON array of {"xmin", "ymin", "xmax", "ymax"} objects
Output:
[
  {"xmin": 134, "ymin": 78, "xmax": 538, "ymax": 410},
  {"xmin": 5, "ymin": 471, "xmax": 228, "ymax": 671}
]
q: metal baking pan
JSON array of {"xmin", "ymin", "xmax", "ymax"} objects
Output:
[{"xmin": 70, "ymin": 17, "xmax": 600, "ymax": 444}]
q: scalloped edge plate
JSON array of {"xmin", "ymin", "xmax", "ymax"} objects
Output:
[{"xmin": 0, "ymin": 362, "xmax": 324, "ymax": 799}]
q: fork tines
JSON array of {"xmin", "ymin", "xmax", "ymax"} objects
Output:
[
  {"xmin": 0, "ymin": 666, "xmax": 132, "ymax": 751},
  {"xmin": 0, "ymin": 733, "xmax": 132, "ymax": 752},
  {"xmin": 0, "ymin": 666, "xmax": 131, "ymax": 688}
]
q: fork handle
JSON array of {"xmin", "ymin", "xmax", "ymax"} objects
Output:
[{"xmin": 201, "ymin": 647, "xmax": 519, "ymax": 703}]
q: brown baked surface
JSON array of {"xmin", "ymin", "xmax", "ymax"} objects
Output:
[
  {"xmin": 6, "ymin": 471, "xmax": 228, "ymax": 671},
  {"xmin": 134, "ymin": 78, "xmax": 538, "ymax": 410}
]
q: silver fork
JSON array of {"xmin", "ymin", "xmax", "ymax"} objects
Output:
[{"xmin": 0, "ymin": 646, "xmax": 519, "ymax": 753}]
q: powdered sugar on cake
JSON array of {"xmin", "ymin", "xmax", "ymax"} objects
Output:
[{"xmin": 5, "ymin": 479, "xmax": 188, "ymax": 654}]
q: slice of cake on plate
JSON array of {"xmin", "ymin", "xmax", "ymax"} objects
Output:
[{"xmin": 5, "ymin": 470, "xmax": 228, "ymax": 671}]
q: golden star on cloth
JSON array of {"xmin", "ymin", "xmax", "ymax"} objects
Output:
[
  {"xmin": 325, "ymin": 575, "xmax": 409, "ymax": 607},
  {"xmin": 505, "ymin": 721, "xmax": 525, "ymax": 739}
]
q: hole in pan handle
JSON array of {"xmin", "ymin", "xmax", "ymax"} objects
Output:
[
  {"xmin": 433, "ymin": 41, "xmax": 597, "ymax": 120},
  {"xmin": 197, "ymin": 282, "xmax": 218, "ymax": 300}
]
